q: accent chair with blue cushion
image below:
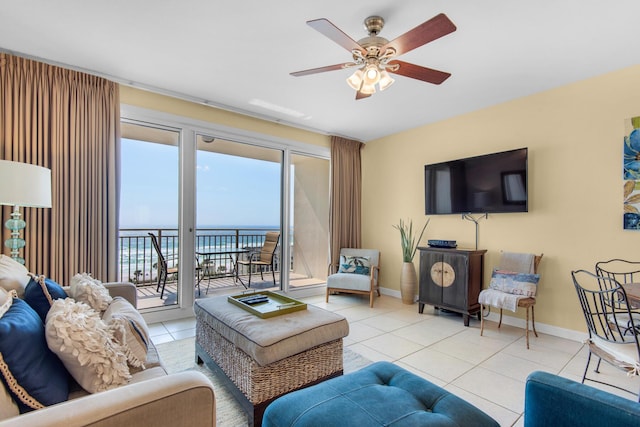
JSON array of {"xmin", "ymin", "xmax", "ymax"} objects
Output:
[
  {"xmin": 326, "ymin": 248, "xmax": 380, "ymax": 307},
  {"xmin": 262, "ymin": 361, "xmax": 499, "ymax": 427}
]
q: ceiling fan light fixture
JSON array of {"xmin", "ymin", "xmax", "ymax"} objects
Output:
[
  {"xmin": 378, "ymin": 70, "xmax": 395, "ymax": 91},
  {"xmin": 360, "ymin": 82, "xmax": 376, "ymax": 95},
  {"xmin": 363, "ymin": 64, "xmax": 381, "ymax": 85},
  {"xmin": 346, "ymin": 69, "xmax": 364, "ymax": 91}
]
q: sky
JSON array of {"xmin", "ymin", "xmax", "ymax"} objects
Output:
[{"xmin": 119, "ymin": 138, "xmax": 281, "ymax": 229}]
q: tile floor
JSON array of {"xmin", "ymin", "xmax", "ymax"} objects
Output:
[{"xmin": 149, "ymin": 293, "xmax": 639, "ymax": 427}]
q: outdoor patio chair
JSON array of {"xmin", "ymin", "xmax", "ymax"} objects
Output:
[
  {"xmin": 236, "ymin": 231, "xmax": 280, "ymax": 287},
  {"xmin": 149, "ymin": 232, "xmax": 178, "ymax": 299}
]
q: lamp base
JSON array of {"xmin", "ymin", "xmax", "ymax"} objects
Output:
[{"xmin": 4, "ymin": 206, "xmax": 26, "ymax": 264}]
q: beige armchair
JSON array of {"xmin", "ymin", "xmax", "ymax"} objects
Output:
[{"xmin": 326, "ymin": 248, "xmax": 380, "ymax": 307}]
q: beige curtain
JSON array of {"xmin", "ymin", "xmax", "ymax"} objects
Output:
[
  {"xmin": 0, "ymin": 53, "xmax": 120, "ymax": 284},
  {"xmin": 329, "ymin": 135, "xmax": 363, "ymax": 267}
]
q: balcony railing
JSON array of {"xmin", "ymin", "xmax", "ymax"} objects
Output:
[{"xmin": 118, "ymin": 227, "xmax": 281, "ymax": 285}]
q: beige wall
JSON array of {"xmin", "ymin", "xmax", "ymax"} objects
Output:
[
  {"xmin": 120, "ymin": 86, "xmax": 330, "ymax": 149},
  {"xmin": 362, "ymin": 64, "xmax": 640, "ymax": 334},
  {"xmin": 120, "ymin": 68, "xmax": 640, "ymax": 334}
]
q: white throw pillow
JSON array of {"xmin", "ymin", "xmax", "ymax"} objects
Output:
[
  {"xmin": 45, "ymin": 298, "xmax": 131, "ymax": 393},
  {"xmin": 102, "ymin": 297, "xmax": 150, "ymax": 369},
  {"xmin": 0, "ymin": 255, "xmax": 30, "ymax": 298},
  {"xmin": 68, "ymin": 273, "xmax": 112, "ymax": 312}
]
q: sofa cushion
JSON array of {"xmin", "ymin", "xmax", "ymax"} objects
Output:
[
  {"xmin": 102, "ymin": 297, "xmax": 150, "ymax": 369},
  {"xmin": 0, "ymin": 290, "xmax": 18, "ymax": 420},
  {"xmin": 45, "ymin": 298, "xmax": 131, "ymax": 393},
  {"xmin": 525, "ymin": 371, "xmax": 640, "ymax": 427},
  {"xmin": 23, "ymin": 275, "xmax": 67, "ymax": 323},
  {"xmin": 68, "ymin": 273, "xmax": 112, "ymax": 312},
  {"xmin": 326, "ymin": 272, "xmax": 372, "ymax": 292},
  {"xmin": 0, "ymin": 380, "xmax": 18, "ymax": 421},
  {"xmin": 0, "ymin": 255, "xmax": 30, "ymax": 298},
  {"xmin": 0, "ymin": 294, "xmax": 68, "ymax": 413}
]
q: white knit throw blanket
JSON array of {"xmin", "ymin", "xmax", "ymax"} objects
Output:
[{"xmin": 478, "ymin": 289, "xmax": 526, "ymax": 312}]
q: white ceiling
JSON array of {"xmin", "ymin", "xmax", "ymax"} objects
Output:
[{"xmin": 1, "ymin": 1, "xmax": 639, "ymax": 142}]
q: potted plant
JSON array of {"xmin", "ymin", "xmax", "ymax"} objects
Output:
[{"xmin": 393, "ymin": 218, "xmax": 430, "ymax": 304}]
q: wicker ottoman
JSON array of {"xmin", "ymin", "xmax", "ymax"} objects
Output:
[{"xmin": 194, "ymin": 295, "xmax": 349, "ymax": 427}]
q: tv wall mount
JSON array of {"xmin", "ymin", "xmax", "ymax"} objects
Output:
[{"xmin": 462, "ymin": 213, "xmax": 488, "ymax": 250}]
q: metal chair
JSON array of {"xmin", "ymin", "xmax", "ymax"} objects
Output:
[
  {"xmin": 236, "ymin": 231, "xmax": 280, "ymax": 287},
  {"xmin": 150, "ymin": 232, "xmax": 204, "ymax": 298},
  {"xmin": 595, "ymin": 259, "xmax": 640, "ymax": 335},
  {"xmin": 148, "ymin": 232, "xmax": 178, "ymax": 299},
  {"xmin": 326, "ymin": 248, "xmax": 380, "ymax": 307},
  {"xmin": 571, "ymin": 269, "xmax": 640, "ymax": 401}
]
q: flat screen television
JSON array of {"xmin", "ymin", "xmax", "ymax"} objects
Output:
[{"xmin": 424, "ymin": 148, "xmax": 528, "ymax": 215}]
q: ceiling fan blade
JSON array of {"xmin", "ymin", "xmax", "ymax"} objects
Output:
[
  {"xmin": 290, "ymin": 63, "xmax": 349, "ymax": 77},
  {"xmin": 307, "ymin": 18, "xmax": 365, "ymax": 54},
  {"xmin": 388, "ymin": 60, "xmax": 451, "ymax": 85},
  {"xmin": 355, "ymin": 90, "xmax": 371, "ymax": 100},
  {"xmin": 382, "ymin": 13, "xmax": 456, "ymax": 56}
]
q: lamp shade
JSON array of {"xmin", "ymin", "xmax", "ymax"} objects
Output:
[{"xmin": 0, "ymin": 160, "xmax": 52, "ymax": 208}]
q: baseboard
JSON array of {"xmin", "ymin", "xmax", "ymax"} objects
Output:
[
  {"xmin": 481, "ymin": 309, "xmax": 586, "ymax": 342},
  {"xmin": 378, "ymin": 287, "xmax": 586, "ymax": 343}
]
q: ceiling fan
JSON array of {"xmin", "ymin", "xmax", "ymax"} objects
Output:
[{"xmin": 290, "ymin": 13, "xmax": 456, "ymax": 100}]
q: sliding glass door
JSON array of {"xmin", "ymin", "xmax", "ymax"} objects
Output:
[
  {"xmin": 195, "ymin": 136, "xmax": 283, "ymax": 292},
  {"xmin": 120, "ymin": 106, "xmax": 331, "ymax": 320},
  {"xmin": 119, "ymin": 121, "xmax": 181, "ymax": 310},
  {"xmin": 289, "ymin": 153, "xmax": 330, "ymax": 289}
]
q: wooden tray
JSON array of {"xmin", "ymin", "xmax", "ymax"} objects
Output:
[{"xmin": 227, "ymin": 291, "xmax": 307, "ymax": 318}]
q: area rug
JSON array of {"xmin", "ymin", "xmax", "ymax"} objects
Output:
[{"xmin": 156, "ymin": 337, "xmax": 372, "ymax": 427}]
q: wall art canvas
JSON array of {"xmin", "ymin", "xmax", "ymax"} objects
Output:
[{"xmin": 623, "ymin": 116, "xmax": 640, "ymax": 229}]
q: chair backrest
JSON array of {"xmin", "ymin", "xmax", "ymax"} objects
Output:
[
  {"xmin": 595, "ymin": 259, "xmax": 640, "ymax": 285},
  {"xmin": 571, "ymin": 270, "xmax": 640, "ymax": 346},
  {"xmin": 339, "ymin": 248, "xmax": 380, "ymax": 268},
  {"xmin": 148, "ymin": 233, "xmax": 168, "ymax": 271},
  {"xmin": 258, "ymin": 231, "xmax": 280, "ymax": 263},
  {"xmin": 497, "ymin": 252, "xmax": 543, "ymax": 274}
]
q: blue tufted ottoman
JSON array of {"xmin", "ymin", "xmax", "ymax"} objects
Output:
[{"xmin": 262, "ymin": 361, "xmax": 499, "ymax": 427}]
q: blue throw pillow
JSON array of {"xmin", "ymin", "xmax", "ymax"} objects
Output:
[
  {"xmin": 23, "ymin": 276, "xmax": 67, "ymax": 322},
  {"xmin": 0, "ymin": 297, "xmax": 69, "ymax": 412}
]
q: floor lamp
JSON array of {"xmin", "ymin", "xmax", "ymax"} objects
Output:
[{"xmin": 0, "ymin": 160, "xmax": 52, "ymax": 265}]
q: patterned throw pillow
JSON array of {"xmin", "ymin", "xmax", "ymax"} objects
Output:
[
  {"xmin": 45, "ymin": 298, "xmax": 131, "ymax": 393},
  {"xmin": 338, "ymin": 255, "xmax": 371, "ymax": 276},
  {"xmin": 489, "ymin": 270, "xmax": 540, "ymax": 297},
  {"xmin": 103, "ymin": 297, "xmax": 150, "ymax": 369},
  {"xmin": 68, "ymin": 273, "xmax": 112, "ymax": 312}
]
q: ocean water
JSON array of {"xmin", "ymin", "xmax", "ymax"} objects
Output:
[{"xmin": 117, "ymin": 226, "xmax": 278, "ymax": 282}]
